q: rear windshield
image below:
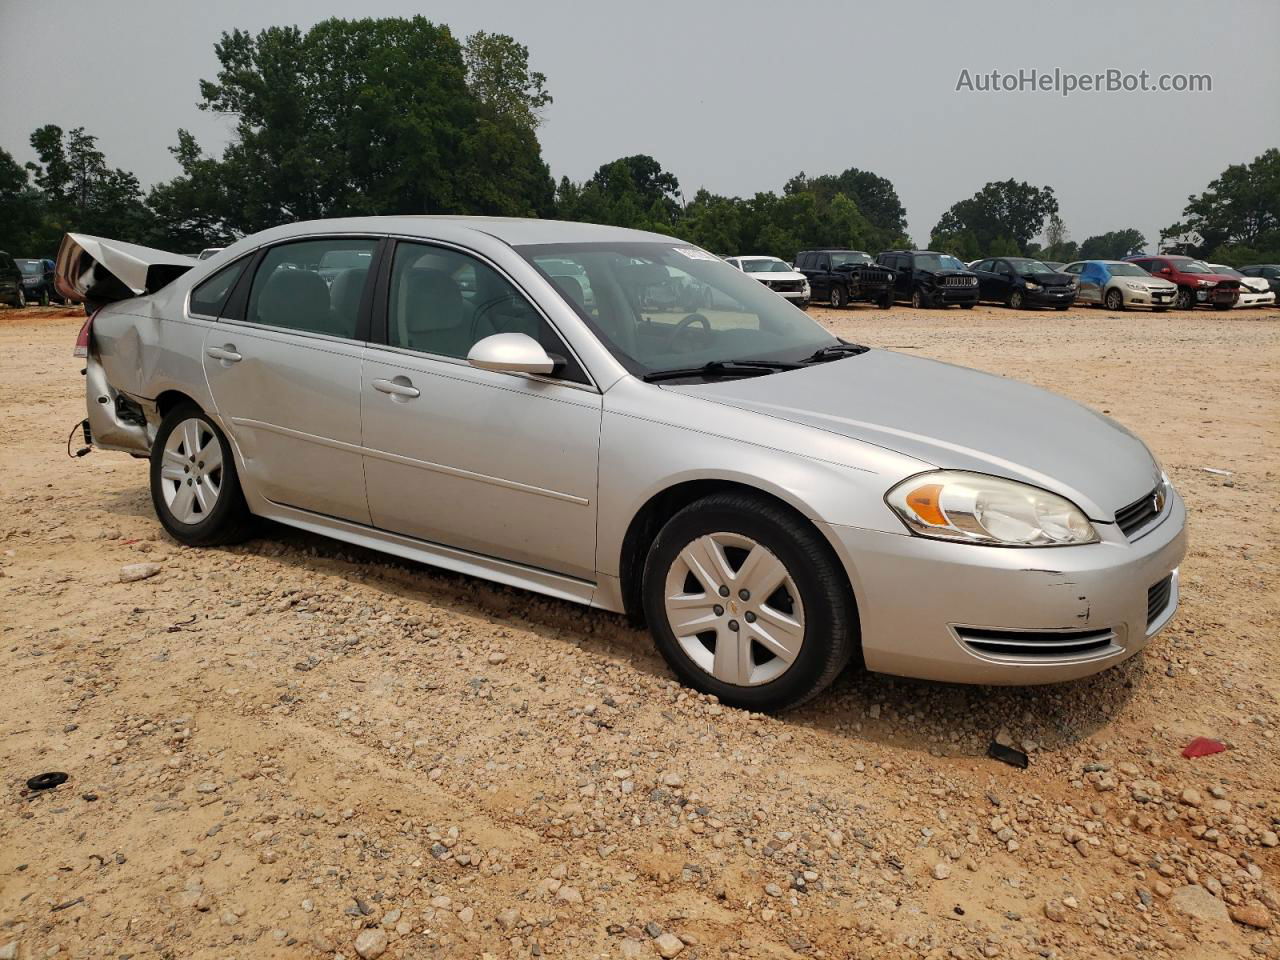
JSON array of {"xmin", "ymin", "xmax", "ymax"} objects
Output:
[{"xmin": 18, "ymin": 260, "xmax": 42, "ymax": 275}]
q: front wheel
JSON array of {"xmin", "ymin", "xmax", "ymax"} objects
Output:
[
  {"xmin": 910, "ymin": 288, "xmax": 928, "ymax": 309},
  {"xmin": 642, "ymin": 492, "xmax": 856, "ymax": 712},
  {"xmin": 1104, "ymin": 288, "xmax": 1124, "ymax": 311},
  {"xmin": 1212, "ymin": 302, "xmax": 1233, "ymax": 311},
  {"xmin": 15, "ymin": 287, "xmax": 26, "ymax": 308},
  {"xmin": 1007, "ymin": 289, "xmax": 1024, "ymax": 310},
  {"xmin": 1174, "ymin": 288, "xmax": 1194, "ymax": 310},
  {"xmin": 877, "ymin": 293, "xmax": 892, "ymax": 309},
  {"xmin": 829, "ymin": 285, "xmax": 846, "ymax": 309},
  {"xmin": 150, "ymin": 404, "xmax": 254, "ymax": 546}
]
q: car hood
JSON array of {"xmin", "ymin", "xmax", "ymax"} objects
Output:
[
  {"xmin": 1021, "ymin": 271, "xmax": 1074, "ymax": 286},
  {"xmin": 670, "ymin": 350, "xmax": 1160, "ymax": 520}
]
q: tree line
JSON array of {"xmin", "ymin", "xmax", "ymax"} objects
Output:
[{"xmin": 1, "ymin": 16, "xmax": 1276, "ymax": 269}]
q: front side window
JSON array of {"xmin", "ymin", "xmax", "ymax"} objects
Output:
[
  {"xmin": 387, "ymin": 242, "xmax": 586, "ymax": 382},
  {"xmin": 519, "ymin": 241, "xmax": 837, "ymax": 377},
  {"xmin": 247, "ymin": 238, "xmax": 377, "ymax": 338},
  {"xmin": 190, "ymin": 257, "xmax": 249, "ymax": 317}
]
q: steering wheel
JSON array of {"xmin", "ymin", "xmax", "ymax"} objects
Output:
[{"xmin": 667, "ymin": 313, "xmax": 713, "ymax": 352}]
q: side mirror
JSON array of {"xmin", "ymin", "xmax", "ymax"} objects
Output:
[
  {"xmin": 467, "ymin": 332, "xmax": 557, "ymax": 375},
  {"xmin": 1158, "ymin": 266, "xmax": 1172, "ymax": 275}
]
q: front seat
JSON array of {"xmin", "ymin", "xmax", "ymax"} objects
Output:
[
  {"xmin": 328, "ymin": 267, "xmax": 369, "ymax": 337},
  {"xmin": 256, "ymin": 269, "xmax": 332, "ymax": 333},
  {"xmin": 400, "ymin": 269, "xmax": 474, "ymax": 357}
]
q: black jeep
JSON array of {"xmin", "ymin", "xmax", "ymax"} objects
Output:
[
  {"xmin": 876, "ymin": 250, "xmax": 979, "ymax": 309},
  {"xmin": 796, "ymin": 249, "xmax": 895, "ymax": 309}
]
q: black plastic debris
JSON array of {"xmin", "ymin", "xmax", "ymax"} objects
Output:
[
  {"xmin": 26, "ymin": 772, "xmax": 69, "ymax": 791},
  {"xmin": 987, "ymin": 742, "xmax": 1029, "ymax": 769}
]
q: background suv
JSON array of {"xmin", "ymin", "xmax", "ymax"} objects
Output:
[
  {"xmin": 795, "ymin": 249, "xmax": 894, "ymax": 309},
  {"xmin": 1125, "ymin": 255, "xmax": 1239, "ymax": 310},
  {"xmin": 1239, "ymin": 264, "xmax": 1280, "ymax": 298},
  {"xmin": 970, "ymin": 256, "xmax": 1077, "ymax": 310},
  {"xmin": 724, "ymin": 255, "xmax": 810, "ymax": 307},
  {"xmin": 0, "ymin": 251, "xmax": 24, "ymax": 307},
  {"xmin": 876, "ymin": 250, "xmax": 978, "ymax": 309},
  {"xmin": 17, "ymin": 258, "xmax": 60, "ymax": 306}
]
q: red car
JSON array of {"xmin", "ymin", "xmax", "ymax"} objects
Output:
[{"xmin": 1124, "ymin": 255, "xmax": 1240, "ymax": 310}]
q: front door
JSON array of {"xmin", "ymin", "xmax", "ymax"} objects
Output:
[
  {"xmin": 202, "ymin": 236, "xmax": 379, "ymax": 524},
  {"xmin": 361, "ymin": 240, "xmax": 602, "ymax": 581}
]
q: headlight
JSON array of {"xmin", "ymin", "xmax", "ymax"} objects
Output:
[
  {"xmin": 1024, "ymin": 280, "xmax": 1041, "ymax": 290},
  {"xmin": 1196, "ymin": 279, "xmax": 1217, "ymax": 288},
  {"xmin": 886, "ymin": 471, "xmax": 1098, "ymax": 546},
  {"xmin": 1123, "ymin": 281, "xmax": 1143, "ymax": 291}
]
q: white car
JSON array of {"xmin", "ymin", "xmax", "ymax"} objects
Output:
[
  {"xmin": 1206, "ymin": 264, "xmax": 1276, "ymax": 308},
  {"xmin": 724, "ymin": 256, "xmax": 810, "ymax": 308}
]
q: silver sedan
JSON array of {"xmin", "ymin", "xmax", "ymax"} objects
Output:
[{"xmin": 64, "ymin": 218, "xmax": 1186, "ymax": 710}]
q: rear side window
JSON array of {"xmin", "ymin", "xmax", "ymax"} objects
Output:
[
  {"xmin": 247, "ymin": 238, "xmax": 377, "ymax": 338},
  {"xmin": 189, "ymin": 258, "xmax": 249, "ymax": 317}
]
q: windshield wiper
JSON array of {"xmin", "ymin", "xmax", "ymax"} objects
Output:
[
  {"xmin": 802, "ymin": 341, "xmax": 870, "ymax": 364},
  {"xmin": 642, "ymin": 359, "xmax": 801, "ymax": 383}
]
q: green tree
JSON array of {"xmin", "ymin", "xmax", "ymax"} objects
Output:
[
  {"xmin": 25, "ymin": 125, "xmax": 152, "ymax": 244},
  {"xmin": 785, "ymin": 168, "xmax": 908, "ymax": 249},
  {"xmin": 0, "ymin": 148, "xmax": 49, "ymax": 254},
  {"xmin": 151, "ymin": 17, "xmax": 555, "ymax": 240},
  {"xmin": 930, "ymin": 179, "xmax": 1059, "ymax": 255},
  {"xmin": 1079, "ymin": 228, "xmax": 1147, "ymax": 260},
  {"xmin": 1163, "ymin": 147, "xmax": 1280, "ymax": 261},
  {"xmin": 463, "ymin": 31, "xmax": 551, "ymax": 130}
]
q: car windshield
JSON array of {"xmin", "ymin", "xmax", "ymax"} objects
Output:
[
  {"xmin": 1175, "ymin": 260, "xmax": 1213, "ymax": 274},
  {"xmin": 1208, "ymin": 264, "xmax": 1243, "ymax": 277},
  {"xmin": 740, "ymin": 258, "xmax": 792, "ymax": 273},
  {"xmin": 1107, "ymin": 263, "xmax": 1149, "ymax": 277},
  {"xmin": 519, "ymin": 241, "xmax": 837, "ymax": 376},
  {"xmin": 915, "ymin": 254, "xmax": 966, "ymax": 272},
  {"xmin": 1007, "ymin": 258, "xmax": 1054, "ymax": 275},
  {"xmin": 17, "ymin": 260, "xmax": 42, "ymax": 275},
  {"xmin": 830, "ymin": 252, "xmax": 872, "ymax": 267}
]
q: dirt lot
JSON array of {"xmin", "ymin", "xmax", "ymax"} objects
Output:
[{"xmin": 1, "ymin": 300, "xmax": 1278, "ymax": 960}]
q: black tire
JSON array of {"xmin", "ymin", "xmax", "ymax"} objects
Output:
[
  {"xmin": 1174, "ymin": 287, "xmax": 1193, "ymax": 310},
  {"xmin": 1104, "ymin": 288, "xmax": 1124, "ymax": 311},
  {"xmin": 877, "ymin": 293, "xmax": 892, "ymax": 309},
  {"xmin": 960, "ymin": 302, "xmax": 976, "ymax": 309},
  {"xmin": 1153, "ymin": 306, "xmax": 1169, "ymax": 313},
  {"xmin": 829, "ymin": 285, "xmax": 846, "ymax": 309},
  {"xmin": 1007, "ymin": 289, "xmax": 1024, "ymax": 310},
  {"xmin": 15, "ymin": 287, "xmax": 26, "ymax": 308},
  {"xmin": 150, "ymin": 403, "xmax": 255, "ymax": 547},
  {"xmin": 641, "ymin": 492, "xmax": 857, "ymax": 712},
  {"xmin": 910, "ymin": 288, "xmax": 928, "ymax": 309},
  {"xmin": 39, "ymin": 289, "xmax": 50, "ymax": 307},
  {"xmin": 1212, "ymin": 302, "xmax": 1232, "ymax": 311},
  {"xmin": 1055, "ymin": 303, "xmax": 1070, "ymax": 311}
]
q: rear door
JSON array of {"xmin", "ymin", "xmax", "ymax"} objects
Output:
[
  {"xmin": 971, "ymin": 259, "xmax": 995, "ymax": 300},
  {"xmin": 201, "ymin": 235, "xmax": 380, "ymax": 524},
  {"xmin": 361, "ymin": 239, "xmax": 602, "ymax": 580}
]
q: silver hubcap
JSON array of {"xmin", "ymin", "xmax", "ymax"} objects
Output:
[
  {"xmin": 160, "ymin": 418, "xmax": 223, "ymax": 524},
  {"xmin": 830, "ymin": 289, "xmax": 840, "ymax": 306},
  {"xmin": 663, "ymin": 532, "xmax": 805, "ymax": 687}
]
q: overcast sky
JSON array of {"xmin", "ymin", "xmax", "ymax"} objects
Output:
[{"xmin": 1, "ymin": 0, "xmax": 1276, "ymax": 249}]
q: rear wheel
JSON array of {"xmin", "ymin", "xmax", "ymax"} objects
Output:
[
  {"xmin": 1174, "ymin": 287, "xmax": 1194, "ymax": 310},
  {"xmin": 829, "ymin": 285, "xmax": 846, "ymax": 308},
  {"xmin": 642, "ymin": 492, "xmax": 856, "ymax": 712},
  {"xmin": 1104, "ymin": 288, "xmax": 1124, "ymax": 311},
  {"xmin": 39, "ymin": 289, "xmax": 49, "ymax": 306},
  {"xmin": 150, "ymin": 404, "xmax": 254, "ymax": 546}
]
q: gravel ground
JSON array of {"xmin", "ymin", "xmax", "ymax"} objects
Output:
[{"xmin": 1, "ymin": 301, "xmax": 1277, "ymax": 960}]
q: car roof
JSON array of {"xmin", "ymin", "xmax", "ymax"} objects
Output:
[{"xmin": 244, "ymin": 216, "xmax": 678, "ymax": 248}]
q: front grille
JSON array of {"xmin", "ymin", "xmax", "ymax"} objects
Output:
[
  {"xmin": 941, "ymin": 275, "xmax": 977, "ymax": 287},
  {"xmin": 956, "ymin": 626, "xmax": 1116, "ymax": 658},
  {"xmin": 1115, "ymin": 487, "xmax": 1162, "ymax": 538},
  {"xmin": 860, "ymin": 268, "xmax": 894, "ymax": 284},
  {"xmin": 1147, "ymin": 575, "xmax": 1173, "ymax": 628},
  {"xmin": 770, "ymin": 280, "xmax": 803, "ymax": 293}
]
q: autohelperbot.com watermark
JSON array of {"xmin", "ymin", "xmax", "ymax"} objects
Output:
[{"xmin": 955, "ymin": 67, "xmax": 1212, "ymax": 97}]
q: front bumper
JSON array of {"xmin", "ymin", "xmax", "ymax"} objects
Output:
[
  {"xmin": 1234, "ymin": 290, "xmax": 1276, "ymax": 308},
  {"xmin": 927, "ymin": 285, "xmax": 979, "ymax": 305},
  {"xmin": 1025, "ymin": 286, "xmax": 1077, "ymax": 306},
  {"xmin": 1120, "ymin": 285, "xmax": 1176, "ymax": 308},
  {"xmin": 822, "ymin": 488, "xmax": 1187, "ymax": 684},
  {"xmin": 1195, "ymin": 287, "xmax": 1238, "ymax": 306}
]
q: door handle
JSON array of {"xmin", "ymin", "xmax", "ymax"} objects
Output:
[
  {"xmin": 206, "ymin": 345, "xmax": 242, "ymax": 363},
  {"xmin": 372, "ymin": 377, "xmax": 420, "ymax": 399}
]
